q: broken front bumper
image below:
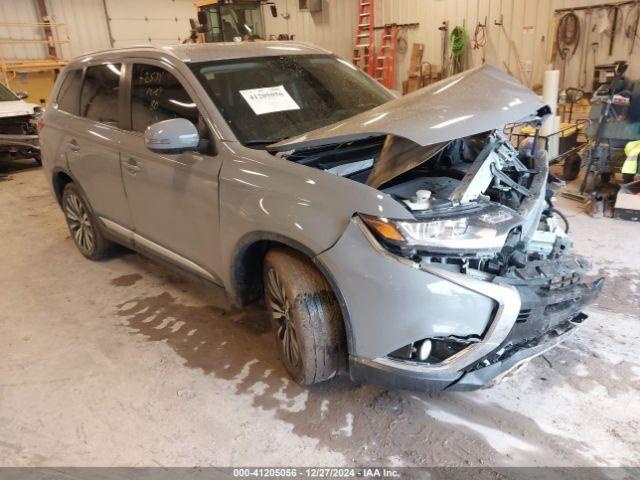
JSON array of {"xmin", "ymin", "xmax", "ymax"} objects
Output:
[
  {"xmin": 317, "ymin": 216, "xmax": 604, "ymax": 392},
  {"xmin": 351, "ymin": 276, "xmax": 602, "ymax": 392},
  {"xmin": 0, "ymin": 133, "xmax": 40, "ymax": 151}
]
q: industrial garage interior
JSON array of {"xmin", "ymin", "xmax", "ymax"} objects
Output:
[{"xmin": 1, "ymin": 0, "xmax": 639, "ymax": 477}]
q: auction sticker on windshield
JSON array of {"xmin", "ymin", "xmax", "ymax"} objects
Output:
[{"xmin": 239, "ymin": 85, "xmax": 300, "ymax": 115}]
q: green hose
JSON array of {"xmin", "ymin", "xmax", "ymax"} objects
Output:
[
  {"xmin": 450, "ymin": 26, "xmax": 467, "ymax": 55},
  {"xmin": 449, "ymin": 26, "xmax": 467, "ymax": 74}
]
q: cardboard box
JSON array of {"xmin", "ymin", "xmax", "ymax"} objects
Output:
[{"xmin": 614, "ymin": 181, "xmax": 640, "ymax": 222}]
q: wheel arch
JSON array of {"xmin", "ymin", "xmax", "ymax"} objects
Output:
[
  {"xmin": 51, "ymin": 167, "xmax": 74, "ymax": 206},
  {"xmin": 229, "ymin": 231, "xmax": 355, "ymax": 354}
]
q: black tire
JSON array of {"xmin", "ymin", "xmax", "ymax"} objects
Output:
[
  {"xmin": 584, "ymin": 172, "xmax": 597, "ymax": 193},
  {"xmin": 562, "ymin": 152, "xmax": 581, "ymax": 181},
  {"xmin": 263, "ymin": 248, "xmax": 345, "ymax": 385},
  {"xmin": 61, "ymin": 183, "xmax": 111, "ymax": 260}
]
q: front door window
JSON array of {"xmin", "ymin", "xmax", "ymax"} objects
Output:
[{"xmin": 130, "ymin": 64, "xmax": 200, "ymax": 133}]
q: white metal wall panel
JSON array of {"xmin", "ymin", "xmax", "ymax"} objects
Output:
[
  {"xmin": 267, "ymin": 0, "xmax": 638, "ymax": 92},
  {"xmin": 2, "ymin": 0, "xmax": 635, "ymax": 91},
  {"xmin": 104, "ymin": 0, "xmax": 195, "ymax": 47},
  {"xmin": 0, "ymin": 0, "xmax": 46, "ymax": 61},
  {"xmin": 46, "ymin": 0, "xmax": 111, "ymax": 58},
  {"xmin": 263, "ymin": 0, "xmax": 358, "ymax": 60},
  {"xmin": 551, "ymin": 0, "xmax": 640, "ymax": 89}
]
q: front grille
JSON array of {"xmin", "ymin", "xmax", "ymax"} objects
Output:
[
  {"xmin": 466, "ymin": 313, "xmax": 585, "ymax": 372},
  {"xmin": 516, "ymin": 308, "xmax": 531, "ymax": 323},
  {"xmin": 548, "ymin": 272, "xmax": 582, "ymax": 290}
]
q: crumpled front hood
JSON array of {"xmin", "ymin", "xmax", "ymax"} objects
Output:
[{"xmin": 269, "ymin": 64, "xmax": 547, "ymax": 151}]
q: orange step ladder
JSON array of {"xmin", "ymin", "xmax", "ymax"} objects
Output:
[
  {"xmin": 353, "ymin": 0, "xmax": 375, "ymax": 76},
  {"xmin": 374, "ymin": 23, "xmax": 398, "ymax": 88}
]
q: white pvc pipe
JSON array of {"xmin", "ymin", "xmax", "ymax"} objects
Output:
[{"xmin": 541, "ymin": 69, "xmax": 560, "ymax": 157}]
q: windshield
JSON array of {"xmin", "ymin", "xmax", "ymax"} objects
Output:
[
  {"xmin": 220, "ymin": 4, "xmax": 264, "ymax": 41},
  {"xmin": 0, "ymin": 83, "xmax": 18, "ymax": 101},
  {"xmin": 190, "ymin": 54, "xmax": 393, "ymax": 146}
]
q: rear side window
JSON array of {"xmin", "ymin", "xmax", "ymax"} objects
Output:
[
  {"xmin": 130, "ymin": 63, "xmax": 199, "ymax": 133},
  {"xmin": 57, "ymin": 69, "xmax": 83, "ymax": 115},
  {"xmin": 80, "ymin": 63, "xmax": 121, "ymax": 125}
]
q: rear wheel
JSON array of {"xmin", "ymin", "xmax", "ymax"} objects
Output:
[
  {"xmin": 263, "ymin": 248, "xmax": 345, "ymax": 385},
  {"xmin": 62, "ymin": 183, "xmax": 111, "ymax": 260}
]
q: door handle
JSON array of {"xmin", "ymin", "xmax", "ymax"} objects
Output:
[
  {"xmin": 125, "ymin": 158, "xmax": 141, "ymax": 174},
  {"xmin": 67, "ymin": 139, "xmax": 80, "ymax": 152}
]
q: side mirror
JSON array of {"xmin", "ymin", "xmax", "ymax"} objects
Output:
[
  {"xmin": 144, "ymin": 118, "xmax": 199, "ymax": 153},
  {"xmin": 16, "ymin": 91, "xmax": 28, "ymax": 100},
  {"xmin": 270, "ymin": 4, "xmax": 278, "ymax": 17}
]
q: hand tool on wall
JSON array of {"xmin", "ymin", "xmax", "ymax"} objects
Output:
[
  {"xmin": 438, "ymin": 21, "xmax": 449, "ymax": 77},
  {"xmin": 608, "ymin": 5, "xmax": 620, "ymax": 55},
  {"xmin": 591, "ymin": 42, "xmax": 600, "ymax": 90},
  {"xmin": 578, "ymin": 9, "xmax": 593, "ymax": 89},
  {"xmin": 473, "ymin": 17, "xmax": 487, "ymax": 63},
  {"xmin": 625, "ymin": 1, "xmax": 640, "ymax": 54},
  {"xmin": 495, "ymin": 15, "xmax": 530, "ymax": 87},
  {"xmin": 559, "ymin": 48, "xmax": 571, "ymax": 90},
  {"xmin": 557, "ymin": 11, "xmax": 581, "ymax": 58}
]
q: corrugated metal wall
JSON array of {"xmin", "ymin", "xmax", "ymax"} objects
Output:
[
  {"xmin": 554, "ymin": 0, "xmax": 640, "ymax": 91},
  {"xmin": 263, "ymin": 0, "xmax": 358, "ymax": 59},
  {"xmin": 0, "ymin": 0, "xmax": 192, "ymax": 61},
  {"xmin": 104, "ymin": 0, "xmax": 194, "ymax": 47},
  {"xmin": 0, "ymin": 0, "xmax": 636, "ymax": 92},
  {"xmin": 46, "ymin": 0, "xmax": 111, "ymax": 58},
  {"xmin": 0, "ymin": 0, "xmax": 47, "ymax": 60},
  {"xmin": 0, "ymin": 0, "xmax": 109, "ymax": 60},
  {"xmin": 264, "ymin": 0, "xmax": 638, "ymax": 92}
]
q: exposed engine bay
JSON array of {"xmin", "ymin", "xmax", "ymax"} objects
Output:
[
  {"xmin": 0, "ymin": 113, "xmax": 40, "ymax": 161},
  {"xmin": 280, "ymin": 130, "xmax": 578, "ymax": 283}
]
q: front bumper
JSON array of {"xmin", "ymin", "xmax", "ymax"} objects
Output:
[
  {"xmin": 318, "ymin": 216, "xmax": 604, "ymax": 392},
  {"xmin": 0, "ymin": 133, "xmax": 40, "ymax": 151},
  {"xmin": 349, "ymin": 275, "xmax": 603, "ymax": 392},
  {"xmin": 350, "ymin": 321, "xmax": 574, "ymax": 392},
  {"xmin": 350, "ymin": 310, "xmax": 598, "ymax": 393}
]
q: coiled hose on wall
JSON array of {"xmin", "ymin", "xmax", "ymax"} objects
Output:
[
  {"xmin": 557, "ymin": 12, "xmax": 581, "ymax": 58},
  {"xmin": 449, "ymin": 26, "xmax": 468, "ymax": 75}
]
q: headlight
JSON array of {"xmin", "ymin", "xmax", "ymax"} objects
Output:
[{"xmin": 358, "ymin": 203, "xmax": 521, "ymax": 254}]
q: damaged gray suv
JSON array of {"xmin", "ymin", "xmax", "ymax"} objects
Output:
[{"xmin": 40, "ymin": 42, "xmax": 603, "ymax": 391}]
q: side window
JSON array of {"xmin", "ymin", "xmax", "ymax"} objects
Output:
[
  {"xmin": 80, "ymin": 63, "xmax": 121, "ymax": 125},
  {"xmin": 130, "ymin": 64, "xmax": 199, "ymax": 133},
  {"xmin": 57, "ymin": 69, "xmax": 83, "ymax": 115}
]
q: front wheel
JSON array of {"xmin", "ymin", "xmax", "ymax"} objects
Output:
[
  {"xmin": 62, "ymin": 183, "xmax": 111, "ymax": 260},
  {"xmin": 263, "ymin": 248, "xmax": 345, "ymax": 385}
]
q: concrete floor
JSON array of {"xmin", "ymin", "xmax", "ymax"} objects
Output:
[{"xmin": 1, "ymin": 161, "xmax": 640, "ymax": 467}]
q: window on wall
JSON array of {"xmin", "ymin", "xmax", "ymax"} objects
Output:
[
  {"xmin": 57, "ymin": 69, "xmax": 83, "ymax": 115},
  {"xmin": 80, "ymin": 63, "xmax": 122, "ymax": 125},
  {"xmin": 130, "ymin": 64, "xmax": 199, "ymax": 133}
]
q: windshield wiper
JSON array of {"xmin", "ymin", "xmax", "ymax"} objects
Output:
[{"xmin": 244, "ymin": 138, "xmax": 285, "ymax": 147}]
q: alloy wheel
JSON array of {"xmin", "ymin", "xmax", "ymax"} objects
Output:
[
  {"xmin": 64, "ymin": 192, "xmax": 95, "ymax": 255},
  {"xmin": 266, "ymin": 267, "xmax": 301, "ymax": 369}
]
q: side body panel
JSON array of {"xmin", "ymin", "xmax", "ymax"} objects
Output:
[
  {"xmin": 120, "ymin": 142, "xmax": 223, "ymax": 282},
  {"xmin": 65, "ymin": 116, "xmax": 133, "ymax": 229},
  {"xmin": 40, "ymin": 109, "xmax": 72, "ymax": 195},
  {"xmin": 117, "ymin": 57, "xmax": 224, "ymax": 282},
  {"xmin": 217, "ymin": 144, "xmax": 414, "ymax": 295}
]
